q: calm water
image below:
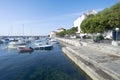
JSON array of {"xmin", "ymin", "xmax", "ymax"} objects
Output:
[{"xmin": 0, "ymin": 43, "xmax": 90, "ymax": 80}]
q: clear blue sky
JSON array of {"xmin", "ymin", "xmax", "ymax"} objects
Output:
[{"xmin": 0, "ymin": 0, "xmax": 119, "ymax": 36}]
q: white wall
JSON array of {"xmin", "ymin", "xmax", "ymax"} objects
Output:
[{"xmin": 74, "ymin": 15, "xmax": 86, "ymax": 33}]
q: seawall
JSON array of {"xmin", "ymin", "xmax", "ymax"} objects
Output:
[
  {"xmin": 56, "ymin": 38, "xmax": 120, "ymax": 80},
  {"xmin": 57, "ymin": 38, "xmax": 120, "ymax": 56}
]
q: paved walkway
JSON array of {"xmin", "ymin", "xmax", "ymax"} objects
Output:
[
  {"xmin": 62, "ymin": 42, "xmax": 120, "ymax": 80},
  {"xmin": 62, "ymin": 38, "xmax": 120, "ymax": 55}
]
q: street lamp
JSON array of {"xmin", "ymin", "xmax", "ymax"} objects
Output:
[
  {"xmin": 115, "ymin": 28, "xmax": 119, "ymax": 46},
  {"xmin": 116, "ymin": 28, "xmax": 119, "ymax": 41}
]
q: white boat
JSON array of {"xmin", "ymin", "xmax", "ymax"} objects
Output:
[
  {"xmin": 49, "ymin": 38, "xmax": 59, "ymax": 45},
  {"xmin": 32, "ymin": 40, "xmax": 53, "ymax": 50},
  {"xmin": 1, "ymin": 38, "xmax": 9, "ymax": 44},
  {"xmin": 34, "ymin": 44, "xmax": 53, "ymax": 50},
  {"xmin": 7, "ymin": 41, "xmax": 26, "ymax": 49}
]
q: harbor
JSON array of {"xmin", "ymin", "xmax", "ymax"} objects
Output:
[
  {"xmin": 0, "ymin": 33, "xmax": 120, "ymax": 80},
  {"xmin": 0, "ymin": 1, "xmax": 120, "ymax": 80},
  {"xmin": 0, "ymin": 36, "xmax": 91, "ymax": 80}
]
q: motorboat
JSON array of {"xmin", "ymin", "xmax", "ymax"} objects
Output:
[
  {"xmin": 32, "ymin": 40, "xmax": 53, "ymax": 50},
  {"xmin": 17, "ymin": 47, "xmax": 34, "ymax": 53},
  {"xmin": 1, "ymin": 38, "xmax": 9, "ymax": 44},
  {"xmin": 7, "ymin": 40, "xmax": 26, "ymax": 49},
  {"xmin": 0, "ymin": 40, "xmax": 3, "ymax": 44},
  {"xmin": 34, "ymin": 44, "xmax": 53, "ymax": 50},
  {"xmin": 49, "ymin": 38, "xmax": 59, "ymax": 45}
]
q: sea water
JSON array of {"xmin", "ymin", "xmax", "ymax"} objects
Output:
[{"xmin": 0, "ymin": 43, "xmax": 90, "ymax": 80}]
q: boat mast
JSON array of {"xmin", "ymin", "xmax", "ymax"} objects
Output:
[{"xmin": 22, "ymin": 24, "xmax": 24, "ymax": 37}]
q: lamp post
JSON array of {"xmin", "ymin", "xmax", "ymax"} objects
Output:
[{"xmin": 115, "ymin": 28, "xmax": 119, "ymax": 46}]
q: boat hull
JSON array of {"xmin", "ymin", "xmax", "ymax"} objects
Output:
[
  {"xmin": 34, "ymin": 45, "xmax": 53, "ymax": 50},
  {"xmin": 18, "ymin": 47, "xmax": 34, "ymax": 53}
]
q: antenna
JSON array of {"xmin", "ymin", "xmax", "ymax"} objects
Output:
[{"xmin": 9, "ymin": 26, "xmax": 13, "ymax": 37}]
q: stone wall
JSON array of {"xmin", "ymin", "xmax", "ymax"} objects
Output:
[
  {"xmin": 56, "ymin": 38, "xmax": 120, "ymax": 56},
  {"xmin": 57, "ymin": 38, "xmax": 120, "ymax": 80},
  {"xmin": 62, "ymin": 47, "xmax": 102, "ymax": 80}
]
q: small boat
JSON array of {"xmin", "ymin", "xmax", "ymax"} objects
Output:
[
  {"xmin": 17, "ymin": 47, "xmax": 34, "ymax": 53},
  {"xmin": 2, "ymin": 38, "xmax": 9, "ymax": 44},
  {"xmin": 34, "ymin": 44, "xmax": 53, "ymax": 50},
  {"xmin": 32, "ymin": 40, "xmax": 53, "ymax": 50},
  {"xmin": 0, "ymin": 40, "xmax": 3, "ymax": 44},
  {"xmin": 7, "ymin": 40, "xmax": 27, "ymax": 49},
  {"xmin": 49, "ymin": 38, "xmax": 59, "ymax": 45}
]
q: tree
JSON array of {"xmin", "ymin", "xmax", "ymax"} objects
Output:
[
  {"xmin": 81, "ymin": 2, "xmax": 120, "ymax": 34},
  {"xmin": 66, "ymin": 27, "xmax": 78, "ymax": 35},
  {"xmin": 57, "ymin": 27, "xmax": 78, "ymax": 37},
  {"xmin": 57, "ymin": 30, "xmax": 66, "ymax": 37}
]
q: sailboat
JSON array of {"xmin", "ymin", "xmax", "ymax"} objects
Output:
[{"xmin": 7, "ymin": 24, "xmax": 27, "ymax": 49}]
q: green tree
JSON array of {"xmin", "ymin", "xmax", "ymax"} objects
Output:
[
  {"xmin": 81, "ymin": 2, "xmax": 120, "ymax": 34},
  {"xmin": 57, "ymin": 30, "xmax": 66, "ymax": 37},
  {"xmin": 66, "ymin": 27, "xmax": 78, "ymax": 35},
  {"xmin": 57, "ymin": 27, "xmax": 78, "ymax": 37}
]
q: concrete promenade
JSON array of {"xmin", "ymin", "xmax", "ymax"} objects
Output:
[{"xmin": 56, "ymin": 38, "xmax": 120, "ymax": 80}]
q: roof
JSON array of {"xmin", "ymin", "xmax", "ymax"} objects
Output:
[
  {"xmin": 57, "ymin": 28, "xmax": 65, "ymax": 30},
  {"xmin": 51, "ymin": 31, "xmax": 57, "ymax": 33}
]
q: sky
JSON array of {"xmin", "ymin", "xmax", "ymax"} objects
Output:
[{"xmin": 0, "ymin": 0, "xmax": 119, "ymax": 36}]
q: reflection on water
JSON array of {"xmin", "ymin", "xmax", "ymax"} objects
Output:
[{"xmin": 0, "ymin": 44, "xmax": 90, "ymax": 80}]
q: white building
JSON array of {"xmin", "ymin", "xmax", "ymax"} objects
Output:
[
  {"xmin": 50, "ymin": 31, "xmax": 57, "ymax": 38},
  {"xmin": 73, "ymin": 10, "xmax": 97, "ymax": 34},
  {"xmin": 57, "ymin": 28, "xmax": 65, "ymax": 33}
]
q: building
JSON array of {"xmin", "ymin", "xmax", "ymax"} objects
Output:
[
  {"xmin": 50, "ymin": 31, "xmax": 57, "ymax": 38},
  {"xmin": 57, "ymin": 28, "xmax": 65, "ymax": 33},
  {"xmin": 74, "ymin": 14, "xmax": 86, "ymax": 33},
  {"xmin": 73, "ymin": 10, "xmax": 97, "ymax": 34}
]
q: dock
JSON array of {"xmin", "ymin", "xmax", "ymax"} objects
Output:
[{"xmin": 57, "ymin": 38, "xmax": 120, "ymax": 80}]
